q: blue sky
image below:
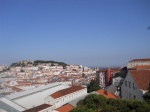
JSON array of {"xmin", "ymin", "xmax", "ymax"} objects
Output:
[{"xmin": 0, "ymin": 0, "xmax": 150, "ymax": 66}]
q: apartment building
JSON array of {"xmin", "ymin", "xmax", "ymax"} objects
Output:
[{"xmin": 96, "ymin": 68, "xmax": 120, "ymax": 88}]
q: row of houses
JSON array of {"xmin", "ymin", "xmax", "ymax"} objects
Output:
[
  {"xmin": 0, "ymin": 82, "xmax": 87, "ymax": 112},
  {"xmin": 96, "ymin": 58, "xmax": 150, "ymax": 101},
  {"xmin": 0, "ymin": 82, "xmax": 119, "ymax": 112},
  {"xmin": 0, "ymin": 58, "xmax": 149, "ymax": 111},
  {"xmin": 0, "ymin": 63, "xmax": 97, "ymax": 95}
]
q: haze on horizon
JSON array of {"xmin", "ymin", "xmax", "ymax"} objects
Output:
[{"xmin": 0, "ymin": 0, "xmax": 150, "ymax": 67}]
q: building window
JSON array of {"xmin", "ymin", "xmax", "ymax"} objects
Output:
[
  {"xmin": 125, "ymin": 91, "xmax": 128, "ymax": 99},
  {"xmin": 48, "ymin": 101, "xmax": 50, "ymax": 104},
  {"xmin": 125, "ymin": 81, "xmax": 127, "ymax": 86},
  {"xmin": 133, "ymin": 83, "xmax": 136, "ymax": 89},
  {"xmin": 134, "ymin": 95, "xmax": 136, "ymax": 99},
  {"xmin": 129, "ymin": 93, "xmax": 132, "ymax": 99},
  {"xmin": 129, "ymin": 81, "xmax": 131, "ymax": 88}
]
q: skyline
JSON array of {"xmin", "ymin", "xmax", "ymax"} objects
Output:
[{"xmin": 0, "ymin": 0, "xmax": 150, "ymax": 66}]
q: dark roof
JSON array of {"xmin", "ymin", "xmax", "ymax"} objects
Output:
[
  {"xmin": 113, "ymin": 72, "xmax": 126, "ymax": 78},
  {"xmin": 23, "ymin": 104, "xmax": 52, "ymax": 112},
  {"xmin": 99, "ymin": 68, "xmax": 120, "ymax": 73},
  {"xmin": 50, "ymin": 86, "xmax": 85, "ymax": 99},
  {"xmin": 129, "ymin": 70, "xmax": 150, "ymax": 90},
  {"xmin": 104, "ymin": 84, "xmax": 117, "ymax": 94}
]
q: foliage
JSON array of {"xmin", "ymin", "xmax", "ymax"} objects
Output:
[
  {"xmin": 70, "ymin": 94, "xmax": 150, "ymax": 112},
  {"xmin": 113, "ymin": 67, "xmax": 128, "ymax": 79},
  {"xmin": 70, "ymin": 106, "xmax": 95, "ymax": 112},
  {"xmin": 87, "ymin": 80, "xmax": 101, "ymax": 93},
  {"xmin": 33, "ymin": 60, "xmax": 68, "ymax": 67},
  {"xmin": 143, "ymin": 88, "xmax": 150, "ymax": 104},
  {"xmin": 10, "ymin": 61, "xmax": 32, "ymax": 67},
  {"xmin": 82, "ymin": 73, "xmax": 85, "ymax": 78},
  {"xmin": 127, "ymin": 100, "xmax": 150, "ymax": 112},
  {"xmin": 76, "ymin": 99, "xmax": 84, "ymax": 107},
  {"xmin": 84, "ymin": 94, "xmax": 106, "ymax": 110},
  {"xmin": 106, "ymin": 98, "xmax": 129, "ymax": 112},
  {"xmin": 101, "ymin": 105, "xmax": 119, "ymax": 112},
  {"xmin": 10, "ymin": 60, "xmax": 68, "ymax": 68},
  {"xmin": 10, "ymin": 62, "xmax": 22, "ymax": 67},
  {"xmin": 20, "ymin": 69, "xmax": 25, "ymax": 72},
  {"xmin": 71, "ymin": 94, "xmax": 106, "ymax": 112}
]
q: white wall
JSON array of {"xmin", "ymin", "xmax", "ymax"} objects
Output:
[
  {"xmin": 121, "ymin": 72, "xmax": 143, "ymax": 100},
  {"xmin": 0, "ymin": 100, "xmax": 21, "ymax": 112},
  {"xmin": 113, "ymin": 77, "xmax": 124, "ymax": 86},
  {"xmin": 39, "ymin": 105, "xmax": 55, "ymax": 112},
  {"xmin": 45, "ymin": 88, "xmax": 87, "ymax": 108}
]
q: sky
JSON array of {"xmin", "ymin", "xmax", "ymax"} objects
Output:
[{"xmin": 0, "ymin": 0, "xmax": 150, "ymax": 67}]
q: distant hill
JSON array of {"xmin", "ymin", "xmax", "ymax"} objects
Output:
[
  {"xmin": 33, "ymin": 60, "xmax": 68, "ymax": 67},
  {"xmin": 10, "ymin": 60, "xmax": 33, "ymax": 67},
  {"xmin": 10, "ymin": 60, "xmax": 68, "ymax": 68}
]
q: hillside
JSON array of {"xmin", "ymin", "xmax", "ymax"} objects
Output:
[{"xmin": 10, "ymin": 60, "xmax": 68, "ymax": 68}]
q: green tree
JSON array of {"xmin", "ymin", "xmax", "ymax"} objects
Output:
[
  {"xmin": 101, "ymin": 105, "xmax": 119, "ymax": 112},
  {"xmin": 70, "ymin": 106, "xmax": 95, "ymax": 112},
  {"xmin": 87, "ymin": 80, "xmax": 101, "ymax": 93},
  {"xmin": 70, "ymin": 94, "xmax": 150, "ymax": 112},
  {"xmin": 143, "ymin": 88, "xmax": 150, "ymax": 104},
  {"xmin": 84, "ymin": 94, "xmax": 107, "ymax": 110},
  {"xmin": 76, "ymin": 99, "xmax": 84, "ymax": 107},
  {"xmin": 106, "ymin": 98, "xmax": 129, "ymax": 112},
  {"xmin": 20, "ymin": 69, "xmax": 24, "ymax": 72},
  {"xmin": 127, "ymin": 99, "xmax": 150, "ymax": 112},
  {"xmin": 82, "ymin": 73, "xmax": 85, "ymax": 78},
  {"xmin": 70, "ymin": 94, "xmax": 106, "ymax": 112}
]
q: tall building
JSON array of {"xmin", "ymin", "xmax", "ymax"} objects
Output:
[{"xmin": 96, "ymin": 68, "xmax": 120, "ymax": 88}]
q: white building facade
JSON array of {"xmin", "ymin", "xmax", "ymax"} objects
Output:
[
  {"xmin": 121, "ymin": 70, "xmax": 150, "ymax": 100},
  {"xmin": 45, "ymin": 86, "xmax": 87, "ymax": 108},
  {"xmin": 0, "ymin": 82, "xmax": 70, "ymax": 112}
]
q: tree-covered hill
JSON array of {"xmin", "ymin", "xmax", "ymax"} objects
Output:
[
  {"xmin": 33, "ymin": 60, "xmax": 68, "ymax": 67},
  {"xmin": 10, "ymin": 60, "xmax": 68, "ymax": 68}
]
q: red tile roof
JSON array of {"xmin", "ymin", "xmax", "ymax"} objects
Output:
[
  {"xmin": 50, "ymin": 86, "xmax": 85, "ymax": 99},
  {"xmin": 129, "ymin": 58, "xmax": 150, "ymax": 62},
  {"xmin": 100, "ymin": 69, "xmax": 107, "ymax": 72},
  {"xmin": 11, "ymin": 86, "xmax": 22, "ymax": 92},
  {"xmin": 56, "ymin": 104, "xmax": 74, "ymax": 112},
  {"xmin": 132, "ymin": 65, "xmax": 150, "ymax": 70},
  {"xmin": 99, "ymin": 68, "xmax": 120, "ymax": 73},
  {"xmin": 129, "ymin": 70, "xmax": 150, "ymax": 90},
  {"xmin": 5, "ymin": 92, "xmax": 13, "ymax": 95},
  {"xmin": 96, "ymin": 89, "xmax": 118, "ymax": 99},
  {"xmin": 23, "ymin": 104, "xmax": 52, "ymax": 112}
]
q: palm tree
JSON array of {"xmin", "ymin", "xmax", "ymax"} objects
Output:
[{"xmin": 147, "ymin": 26, "xmax": 150, "ymax": 30}]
